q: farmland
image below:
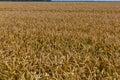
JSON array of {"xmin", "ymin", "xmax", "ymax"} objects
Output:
[{"xmin": 0, "ymin": 2, "xmax": 120, "ymax": 80}]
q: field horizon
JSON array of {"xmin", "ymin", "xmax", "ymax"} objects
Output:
[{"xmin": 0, "ymin": 2, "xmax": 120, "ymax": 80}]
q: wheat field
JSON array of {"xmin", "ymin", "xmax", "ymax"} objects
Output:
[{"xmin": 0, "ymin": 2, "xmax": 120, "ymax": 80}]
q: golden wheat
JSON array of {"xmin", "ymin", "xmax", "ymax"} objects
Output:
[{"xmin": 0, "ymin": 2, "xmax": 120, "ymax": 80}]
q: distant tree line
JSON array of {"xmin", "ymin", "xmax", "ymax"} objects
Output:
[{"xmin": 0, "ymin": 0, "xmax": 51, "ymax": 1}]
